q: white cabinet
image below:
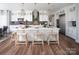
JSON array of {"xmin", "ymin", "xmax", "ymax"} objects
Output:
[
  {"xmin": 69, "ymin": 27, "xmax": 77, "ymax": 39},
  {"xmin": 65, "ymin": 5, "xmax": 77, "ymax": 40},
  {"xmin": 39, "ymin": 14, "xmax": 48, "ymax": 21},
  {"xmin": 66, "ymin": 6, "xmax": 76, "ymax": 21},
  {"xmin": 11, "ymin": 11, "xmax": 32, "ymax": 21},
  {"xmin": 76, "ymin": 4, "xmax": 79, "ymax": 43},
  {"xmin": 66, "ymin": 27, "xmax": 75, "ymax": 39}
]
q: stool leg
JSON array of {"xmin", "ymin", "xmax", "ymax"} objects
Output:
[
  {"xmin": 42, "ymin": 40, "xmax": 44, "ymax": 46},
  {"xmin": 32, "ymin": 40, "xmax": 34, "ymax": 45},
  {"xmin": 47, "ymin": 36, "xmax": 49, "ymax": 45},
  {"xmin": 10, "ymin": 35, "xmax": 13, "ymax": 44},
  {"xmin": 48, "ymin": 40, "xmax": 50, "ymax": 45},
  {"xmin": 26, "ymin": 41, "xmax": 28, "ymax": 46},
  {"xmin": 10, "ymin": 38, "xmax": 12, "ymax": 44},
  {"xmin": 15, "ymin": 41, "xmax": 17, "ymax": 47},
  {"xmin": 26, "ymin": 42, "xmax": 27, "ymax": 46},
  {"xmin": 56, "ymin": 34, "xmax": 59, "ymax": 45},
  {"xmin": 26, "ymin": 36, "xmax": 28, "ymax": 46}
]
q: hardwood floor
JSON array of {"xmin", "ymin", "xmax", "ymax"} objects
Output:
[{"xmin": 0, "ymin": 34, "xmax": 79, "ymax": 55}]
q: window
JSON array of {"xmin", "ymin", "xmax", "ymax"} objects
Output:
[
  {"xmin": 40, "ymin": 14, "xmax": 48, "ymax": 21},
  {"xmin": 0, "ymin": 11, "xmax": 7, "ymax": 27}
]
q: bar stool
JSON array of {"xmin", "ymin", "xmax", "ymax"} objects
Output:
[
  {"xmin": 10, "ymin": 32, "xmax": 16, "ymax": 44},
  {"xmin": 36, "ymin": 31, "xmax": 44, "ymax": 46},
  {"xmin": 53, "ymin": 29, "xmax": 59, "ymax": 45},
  {"xmin": 27, "ymin": 29, "xmax": 36, "ymax": 45},
  {"xmin": 47, "ymin": 29, "xmax": 59, "ymax": 45},
  {"xmin": 15, "ymin": 29, "xmax": 28, "ymax": 47}
]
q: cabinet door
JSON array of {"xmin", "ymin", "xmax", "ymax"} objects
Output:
[
  {"xmin": 76, "ymin": 29, "xmax": 79, "ymax": 42},
  {"xmin": 76, "ymin": 4, "xmax": 79, "ymax": 43},
  {"xmin": 71, "ymin": 28, "xmax": 77, "ymax": 39}
]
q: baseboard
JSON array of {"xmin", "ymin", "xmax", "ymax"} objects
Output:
[
  {"xmin": 62, "ymin": 33, "xmax": 75, "ymax": 41},
  {"xmin": 65, "ymin": 34, "xmax": 79, "ymax": 44},
  {"xmin": 75, "ymin": 39, "xmax": 79, "ymax": 43}
]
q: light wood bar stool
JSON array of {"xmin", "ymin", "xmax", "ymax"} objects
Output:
[
  {"xmin": 36, "ymin": 31, "xmax": 44, "ymax": 45},
  {"xmin": 31, "ymin": 29, "xmax": 44, "ymax": 46},
  {"xmin": 15, "ymin": 30, "xmax": 28, "ymax": 47},
  {"xmin": 10, "ymin": 32, "xmax": 16, "ymax": 44},
  {"xmin": 47, "ymin": 29, "xmax": 59, "ymax": 45}
]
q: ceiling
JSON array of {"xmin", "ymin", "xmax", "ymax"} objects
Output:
[{"xmin": 0, "ymin": 3, "xmax": 74, "ymax": 12}]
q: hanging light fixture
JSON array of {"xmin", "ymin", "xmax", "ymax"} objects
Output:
[{"xmin": 18, "ymin": 3, "xmax": 26, "ymax": 16}]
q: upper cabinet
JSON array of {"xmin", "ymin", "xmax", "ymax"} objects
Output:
[
  {"xmin": 39, "ymin": 11, "xmax": 48, "ymax": 21},
  {"xmin": 40, "ymin": 14, "xmax": 48, "ymax": 21},
  {"xmin": 11, "ymin": 11, "xmax": 32, "ymax": 21},
  {"xmin": 65, "ymin": 5, "xmax": 76, "ymax": 21}
]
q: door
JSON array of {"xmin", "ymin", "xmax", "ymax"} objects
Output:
[{"xmin": 59, "ymin": 14, "xmax": 65, "ymax": 34}]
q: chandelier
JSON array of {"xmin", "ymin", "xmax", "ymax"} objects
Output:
[{"xmin": 18, "ymin": 3, "xmax": 26, "ymax": 16}]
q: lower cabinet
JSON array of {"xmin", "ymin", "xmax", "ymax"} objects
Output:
[{"xmin": 66, "ymin": 27, "xmax": 77, "ymax": 40}]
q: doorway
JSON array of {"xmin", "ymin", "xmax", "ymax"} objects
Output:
[{"xmin": 57, "ymin": 14, "xmax": 65, "ymax": 34}]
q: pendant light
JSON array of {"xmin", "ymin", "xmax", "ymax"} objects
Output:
[{"xmin": 18, "ymin": 3, "xmax": 26, "ymax": 16}]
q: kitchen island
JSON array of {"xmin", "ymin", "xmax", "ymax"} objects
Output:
[{"xmin": 10, "ymin": 25, "xmax": 60, "ymax": 44}]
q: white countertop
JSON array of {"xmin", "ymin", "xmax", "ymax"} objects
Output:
[{"xmin": 10, "ymin": 25, "xmax": 60, "ymax": 32}]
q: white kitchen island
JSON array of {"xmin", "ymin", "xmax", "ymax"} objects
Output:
[
  {"xmin": 25, "ymin": 27, "xmax": 59, "ymax": 41},
  {"xmin": 11, "ymin": 26, "xmax": 59, "ymax": 43},
  {"xmin": 10, "ymin": 25, "xmax": 60, "ymax": 44}
]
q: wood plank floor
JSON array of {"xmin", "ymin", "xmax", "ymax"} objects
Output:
[{"xmin": 0, "ymin": 34, "xmax": 79, "ymax": 55}]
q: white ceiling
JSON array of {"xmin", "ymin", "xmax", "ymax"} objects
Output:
[{"xmin": 0, "ymin": 3, "xmax": 74, "ymax": 12}]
